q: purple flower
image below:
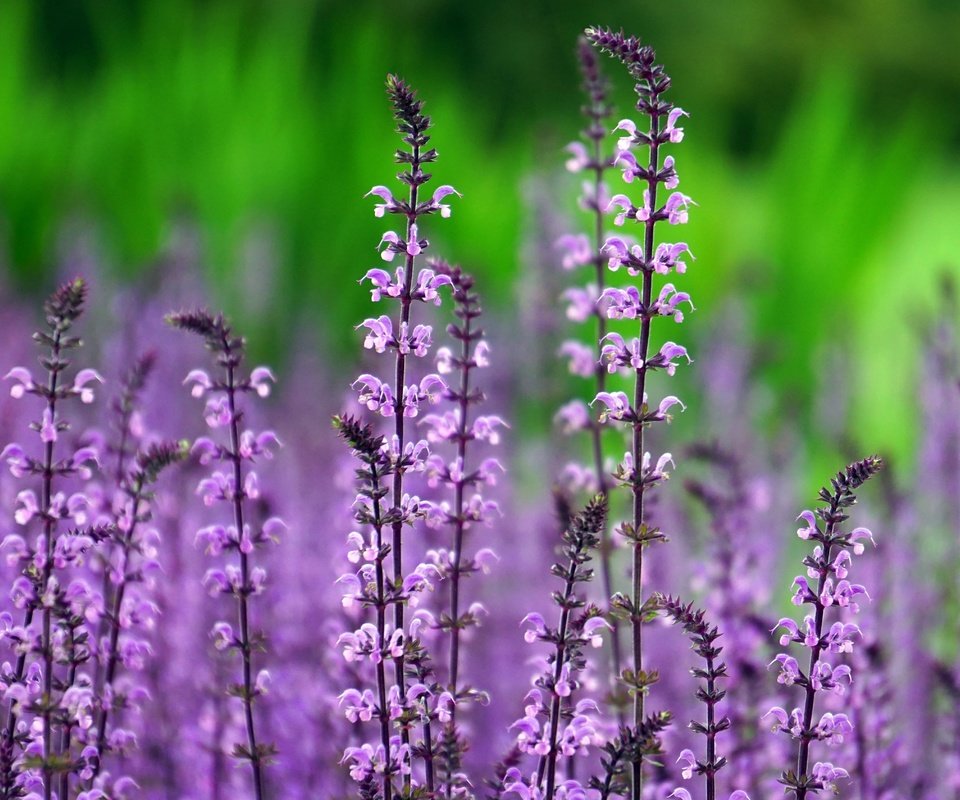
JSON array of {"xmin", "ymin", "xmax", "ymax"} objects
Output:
[
  {"xmin": 591, "ymin": 390, "xmax": 632, "ymax": 422},
  {"xmin": 425, "ymin": 185, "xmax": 461, "ymax": 217},
  {"xmin": 665, "ymin": 107, "xmax": 688, "ymax": 142},
  {"xmin": 605, "ymin": 193, "xmax": 635, "ymax": 226},
  {"xmin": 4, "ymin": 367, "xmax": 36, "ymax": 399},
  {"xmin": 767, "ymin": 457, "xmax": 882, "ymax": 798},
  {"xmin": 559, "ymin": 341, "xmax": 597, "ymax": 378},
  {"xmin": 366, "ymin": 185, "xmax": 401, "ymax": 217},
  {"xmin": 504, "ymin": 498, "xmax": 608, "ymax": 800},
  {"xmin": 613, "ymin": 118, "xmax": 637, "ymax": 150},
  {"xmin": 168, "ymin": 309, "xmax": 282, "ymax": 799},
  {"xmin": 565, "ymin": 142, "xmax": 590, "ymax": 172},
  {"xmin": 555, "ymin": 400, "xmax": 591, "ymax": 434},
  {"xmin": 584, "ymin": 26, "xmax": 699, "ymax": 796},
  {"xmin": 0, "ymin": 279, "xmax": 124, "ymax": 798},
  {"xmin": 556, "ymin": 234, "xmax": 593, "ymax": 271}
]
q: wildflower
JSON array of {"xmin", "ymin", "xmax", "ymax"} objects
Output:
[
  {"xmin": 168, "ymin": 309, "xmax": 282, "ymax": 798},
  {"xmin": 586, "ymin": 25, "xmax": 695, "ymax": 797},
  {"xmin": 0, "ymin": 279, "xmax": 116, "ymax": 798},
  {"xmin": 338, "ymin": 76, "xmax": 477, "ymax": 800},
  {"xmin": 506, "ymin": 498, "xmax": 608, "ymax": 800},
  {"xmin": 767, "ymin": 457, "xmax": 882, "ymax": 799}
]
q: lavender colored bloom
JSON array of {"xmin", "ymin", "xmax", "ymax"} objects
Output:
[
  {"xmin": 88, "ymin": 434, "xmax": 187, "ymax": 792},
  {"xmin": 168, "ymin": 309, "xmax": 282, "ymax": 799},
  {"xmin": 551, "ymin": 37, "xmax": 628, "ymax": 728},
  {"xmin": 419, "ymin": 260, "xmax": 501, "ymax": 798},
  {"xmin": 356, "ymin": 86, "xmax": 454, "ymax": 788},
  {"xmin": 0, "ymin": 279, "xmax": 114, "ymax": 800},
  {"xmin": 501, "ymin": 496, "xmax": 611, "ymax": 800},
  {"xmin": 584, "ymin": 25, "xmax": 696, "ymax": 798},
  {"xmin": 334, "ymin": 415, "xmax": 404, "ymax": 798},
  {"xmin": 336, "ymin": 75, "xmax": 491, "ymax": 800},
  {"xmin": 47, "ymin": 351, "xmax": 186, "ymax": 799},
  {"xmin": 768, "ymin": 456, "xmax": 882, "ymax": 798}
]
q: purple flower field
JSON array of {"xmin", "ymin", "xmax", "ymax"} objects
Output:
[{"xmin": 0, "ymin": 24, "xmax": 956, "ymax": 800}]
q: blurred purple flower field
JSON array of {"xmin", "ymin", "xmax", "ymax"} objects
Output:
[{"xmin": 0, "ymin": 24, "xmax": 956, "ymax": 800}]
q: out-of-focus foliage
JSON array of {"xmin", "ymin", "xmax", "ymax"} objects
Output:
[{"xmin": 0, "ymin": 0, "xmax": 958, "ymax": 464}]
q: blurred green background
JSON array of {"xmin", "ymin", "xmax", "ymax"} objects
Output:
[{"xmin": 0, "ymin": 0, "xmax": 958, "ymax": 468}]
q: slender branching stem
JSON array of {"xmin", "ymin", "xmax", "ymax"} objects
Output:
[
  {"xmin": 223, "ymin": 353, "xmax": 265, "ymax": 800},
  {"xmin": 370, "ymin": 466, "xmax": 394, "ymax": 800},
  {"xmin": 585, "ymin": 84, "xmax": 624, "ymax": 726},
  {"xmin": 391, "ymin": 142, "xmax": 421, "ymax": 793},
  {"xmin": 540, "ymin": 552, "xmax": 583, "ymax": 799},
  {"xmin": 90, "ymin": 486, "xmax": 144, "ymax": 778},
  {"xmin": 628, "ymin": 100, "xmax": 662, "ymax": 800},
  {"xmin": 40, "ymin": 328, "xmax": 64, "ymax": 800},
  {"xmin": 659, "ymin": 595, "xmax": 728, "ymax": 800},
  {"xmin": 794, "ymin": 521, "xmax": 838, "ymax": 800},
  {"xmin": 778, "ymin": 457, "xmax": 882, "ymax": 797}
]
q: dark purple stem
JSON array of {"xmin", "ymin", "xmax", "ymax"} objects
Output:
[
  {"xmin": 40, "ymin": 328, "xmax": 64, "ymax": 800},
  {"xmin": 90, "ymin": 484, "xmax": 145, "ymax": 779},
  {"xmin": 629, "ymin": 93, "xmax": 663, "ymax": 800},
  {"xmin": 705, "ymin": 656, "xmax": 718, "ymax": 800},
  {"xmin": 391, "ymin": 143, "xmax": 421, "ymax": 790},
  {"xmin": 446, "ymin": 290, "xmax": 474, "ymax": 717},
  {"xmin": 370, "ymin": 466, "xmax": 395, "ymax": 800},
  {"xmin": 539, "ymin": 555, "xmax": 582, "ymax": 799},
  {"xmin": 224, "ymin": 352, "xmax": 265, "ymax": 800},
  {"xmin": 793, "ymin": 526, "xmax": 837, "ymax": 800}
]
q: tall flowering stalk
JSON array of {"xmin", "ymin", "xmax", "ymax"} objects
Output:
[
  {"xmin": 0, "ymin": 279, "xmax": 107, "ymax": 799},
  {"xmin": 334, "ymin": 415, "xmax": 400, "ymax": 800},
  {"xmin": 422, "ymin": 259, "xmax": 502, "ymax": 798},
  {"xmin": 589, "ymin": 712, "xmax": 672, "ymax": 800},
  {"xmin": 585, "ymin": 26, "xmax": 695, "ymax": 798},
  {"xmin": 168, "ymin": 309, "xmax": 282, "ymax": 799},
  {"xmin": 86, "ymin": 352, "xmax": 155, "ymax": 787},
  {"xmin": 555, "ymin": 36, "xmax": 623, "ymax": 707},
  {"xmin": 348, "ymin": 73, "xmax": 460, "ymax": 794},
  {"xmin": 334, "ymin": 407, "xmax": 453, "ymax": 799},
  {"xmin": 658, "ymin": 595, "xmax": 752, "ymax": 800},
  {"xmin": 684, "ymin": 443, "xmax": 783, "ymax": 796},
  {"xmin": 89, "ymin": 428, "xmax": 187, "ymax": 789},
  {"xmin": 765, "ymin": 456, "xmax": 882, "ymax": 797},
  {"xmin": 503, "ymin": 495, "xmax": 612, "ymax": 800}
]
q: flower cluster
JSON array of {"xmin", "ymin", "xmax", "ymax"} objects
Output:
[
  {"xmin": 766, "ymin": 456, "xmax": 883, "ymax": 798},
  {"xmin": 502, "ymin": 496, "xmax": 612, "ymax": 800},
  {"xmin": 553, "ymin": 36, "xmax": 626, "ymax": 717},
  {"xmin": 79, "ymin": 354, "xmax": 187, "ymax": 798},
  {"xmin": 424, "ymin": 259, "xmax": 501, "ymax": 797},
  {"xmin": 337, "ymin": 75, "xmax": 478, "ymax": 800},
  {"xmin": 334, "ymin": 414, "xmax": 410, "ymax": 799},
  {"xmin": 554, "ymin": 34, "xmax": 615, "ymax": 474},
  {"xmin": 168, "ymin": 309, "xmax": 283, "ymax": 799},
  {"xmin": 584, "ymin": 25, "xmax": 696, "ymax": 798},
  {"xmin": 87, "ymin": 437, "xmax": 187, "ymax": 795},
  {"xmin": 0, "ymin": 279, "xmax": 114, "ymax": 799}
]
